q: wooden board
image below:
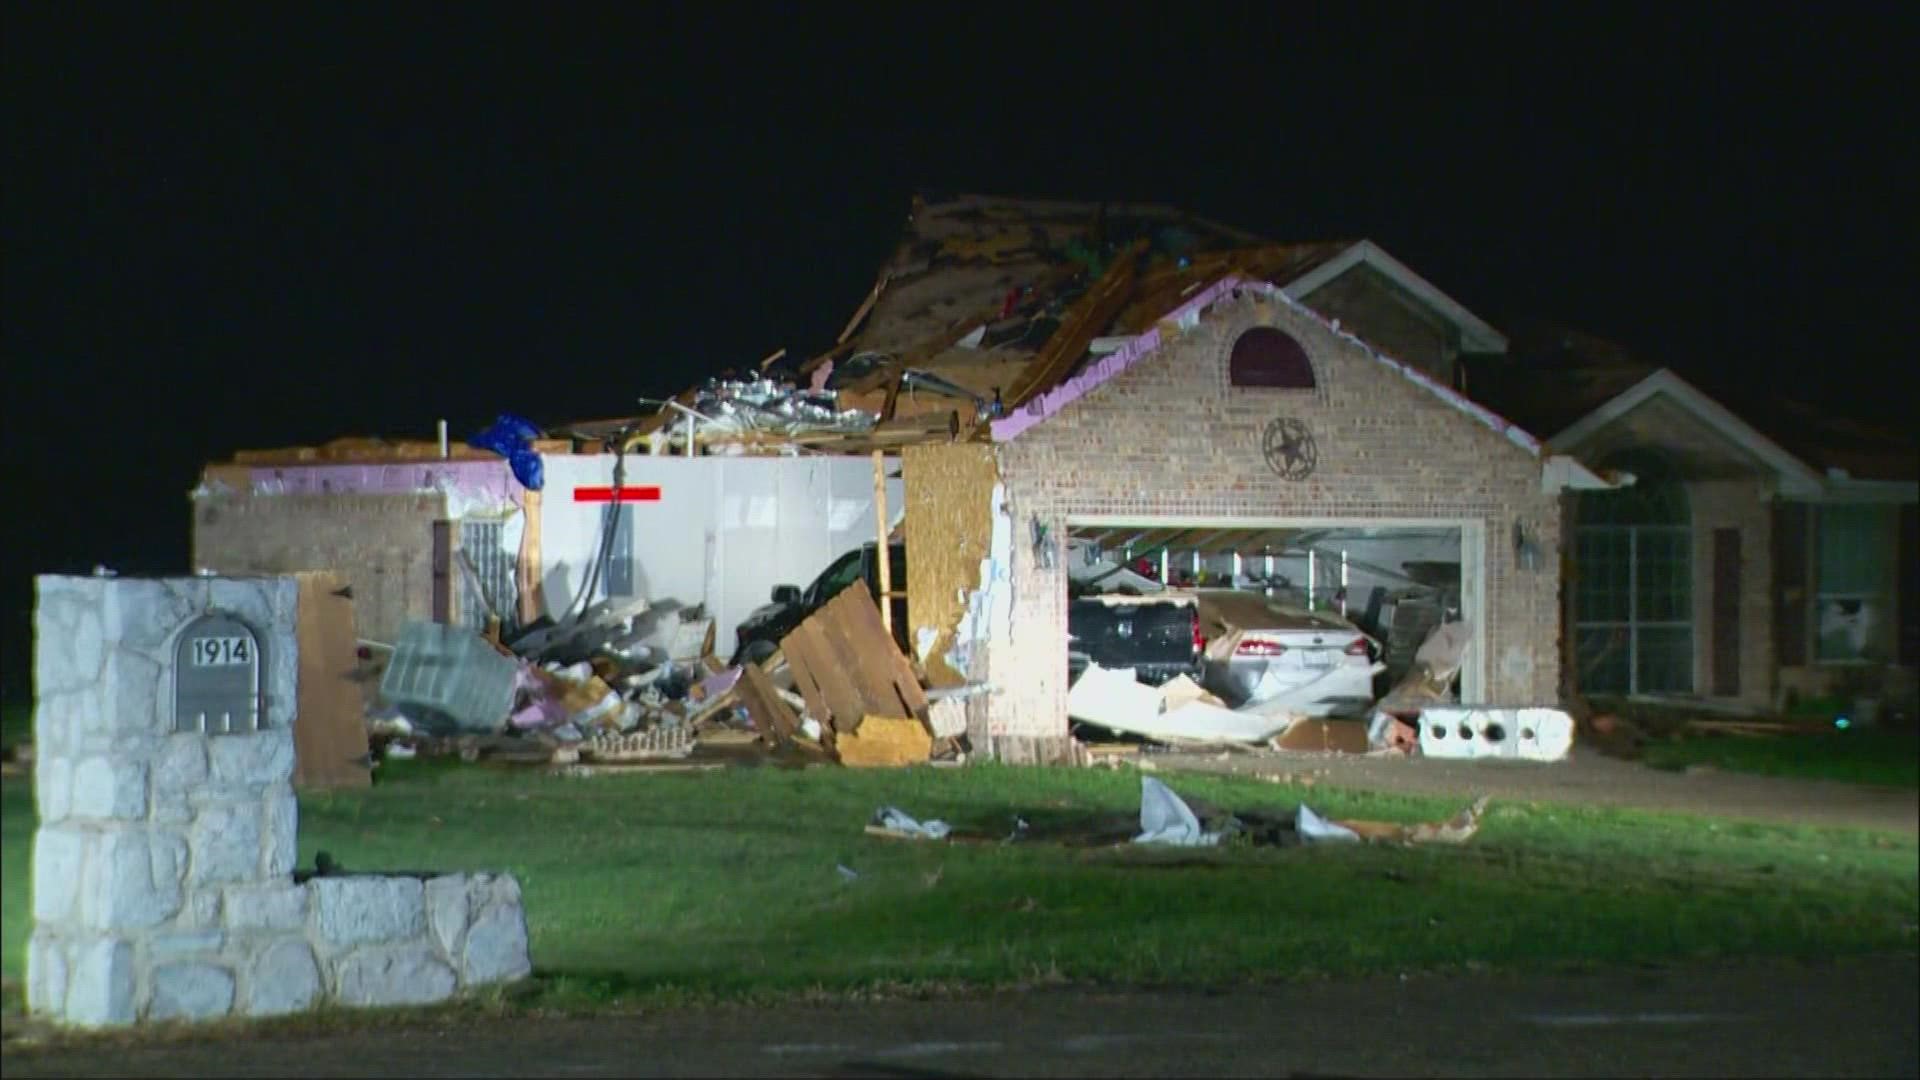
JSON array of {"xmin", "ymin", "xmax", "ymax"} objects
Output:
[
  {"xmin": 818, "ymin": 598, "xmax": 908, "ymax": 725},
  {"xmin": 902, "ymin": 443, "xmax": 999, "ymax": 687},
  {"xmin": 825, "ymin": 587, "xmax": 930, "ymax": 720},
  {"xmin": 516, "ymin": 490, "xmax": 544, "ymax": 625},
  {"xmin": 736, "ymin": 663, "xmax": 801, "ymax": 747},
  {"xmin": 291, "ymin": 571, "xmax": 372, "ymax": 790},
  {"xmin": 778, "ymin": 587, "xmax": 930, "ymax": 739},
  {"xmin": 778, "ymin": 622, "xmax": 835, "ymax": 727},
  {"xmin": 792, "ymin": 618, "xmax": 867, "ymax": 733}
]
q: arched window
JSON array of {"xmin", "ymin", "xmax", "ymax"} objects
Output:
[
  {"xmin": 1229, "ymin": 326, "xmax": 1315, "ymax": 389},
  {"xmin": 1573, "ymin": 450, "xmax": 1693, "ymax": 695}
]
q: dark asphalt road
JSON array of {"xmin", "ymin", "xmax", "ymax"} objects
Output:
[{"xmin": 5, "ymin": 954, "xmax": 1916, "ymax": 1078}]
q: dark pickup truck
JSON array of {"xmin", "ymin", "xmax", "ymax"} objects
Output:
[
  {"xmin": 731, "ymin": 542, "xmax": 909, "ymax": 665},
  {"xmin": 731, "ymin": 541, "xmax": 1201, "ymax": 682}
]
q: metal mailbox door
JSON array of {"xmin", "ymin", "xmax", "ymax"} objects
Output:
[{"xmin": 173, "ymin": 613, "xmax": 264, "ymax": 734}]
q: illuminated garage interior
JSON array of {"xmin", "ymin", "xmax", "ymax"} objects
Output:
[{"xmin": 1065, "ymin": 517, "xmax": 1485, "ymax": 701}]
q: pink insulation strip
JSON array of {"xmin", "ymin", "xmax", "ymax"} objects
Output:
[{"xmin": 247, "ymin": 459, "xmax": 520, "ymax": 500}]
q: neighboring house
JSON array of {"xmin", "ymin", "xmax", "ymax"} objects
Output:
[{"xmin": 1473, "ymin": 327, "xmax": 1919, "ymax": 719}]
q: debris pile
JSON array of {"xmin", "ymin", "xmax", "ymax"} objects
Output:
[
  {"xmin": 1068, "ymin": 617, "xmax": 1577, "ymax": 763},
  {"xmin": 360, "ymin": 581, "xmax": 960, "ymax": 773}
]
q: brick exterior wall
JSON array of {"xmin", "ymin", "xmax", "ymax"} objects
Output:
[
  {"xmin": 1688, "ymin": 479, "xmax": 1776, "ymax": 708},
  {"xmin": 190, "ymin": 493, "xmax": 447, "ymax": 647},
  {"xmin": 981, "ymin": 292, "xmax": 1562, "ymax": 742}
]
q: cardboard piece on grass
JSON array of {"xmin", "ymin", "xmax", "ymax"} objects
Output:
[{"xmin": 1331, "ymin": 796, "xmax": 1492, "ymax": 844}]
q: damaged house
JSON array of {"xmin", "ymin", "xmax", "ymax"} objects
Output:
[
  {"xmin": 797, "ymin": 195, "xmax": 1611, "ymax": 760},
  {"xmin": 188, "ymin": 193, "xmax": 1661, "ymax": 762}
]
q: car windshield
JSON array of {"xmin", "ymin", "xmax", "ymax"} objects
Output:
[{"xmin": 810, "ymin": 550, "xmax": 866, "ymax": 604}]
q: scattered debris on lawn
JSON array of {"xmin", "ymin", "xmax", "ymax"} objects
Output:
[
  {"xmin": 867, "ymin": 806, "xmax": 952, "ymax": 840},
  {"xmin": 863, "ymin": 777, "xmax": 1493, "ymax": 851}
]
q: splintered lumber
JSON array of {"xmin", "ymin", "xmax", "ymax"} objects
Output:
[
  {"xmin": 838, "ymin": 270, "xmax": 891, "ymax": 344},
  {"xmin": 824, "ymin": 586, "xmax": 930, "ymax": 720},
  {"xmin": 873, "ymin": 451, "xmax": 893, "ymax": 637},
  {"xmin": 516, "ymin": 489, "xmax": 545, "ymax": 625},
  {"xmin": 786, "ymin": 618, "xmax": 865, "ymax": 733},
  {"xmin": 555, "ymin": 761, "xmax": 726, "ymax": 778},
  {"xmin": 869, "ymin": 411, "xmax": 959, "ymax": 443},
  {"xmin": 835, "ymin": 715, "xmax": 933, "ymax": 768},
  {"xmin": 1002, "ymin": 239, "xmax": 1148, "ymax": 409},
  {"xmin": 736, "ymin": 662, "xmax": 802, "ymax": 747},
  {"xmin": 777, "ymin": 586, "xmax": 930, "ymax": 736},
  {"xmin": 581, "ymin": 727, "xmax": 696, "ymax": 762}
]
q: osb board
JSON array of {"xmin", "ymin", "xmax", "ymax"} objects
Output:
[
  {"xmin": 836, "ymin": 715, "xmax": 932, "ymax": 768},
  {"xmin": 292, "ymin": 571, "xmax": 372, "ymax": 790},
  {"xmin": 902, "ymin": 443, "xmax": 999, "ymax": 687}
]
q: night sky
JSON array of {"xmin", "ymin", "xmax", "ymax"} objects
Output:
[{"xmin": 4, "ymin": 6, "xmax": 1914, "ymax": 694}]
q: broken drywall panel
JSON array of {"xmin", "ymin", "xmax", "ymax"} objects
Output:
[{"xmin": 947, "ymin": 480, "xmax": 1014, "ymax": 680}]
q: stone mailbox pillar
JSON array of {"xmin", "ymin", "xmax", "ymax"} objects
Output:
[{"xmin": 28, "ymin": 575, "xmax": 530, "ymax": 1028}]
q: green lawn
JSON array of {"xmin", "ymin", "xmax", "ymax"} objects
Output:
[
  {"xmin": 4, "ymin": 758, "xmax": 1915, "ymax": 1012},
  {"xmin": 1641, "ymin": 730, "xmax": 1920, "ymax": 789},
  {"xmin": 0, "ymin": 701, "xmax": 28, "ymax": 754}
]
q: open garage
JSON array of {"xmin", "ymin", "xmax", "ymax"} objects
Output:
[{"xmin": 1065, "ymin": 518, "xmax": 1483, "ymax": 705}]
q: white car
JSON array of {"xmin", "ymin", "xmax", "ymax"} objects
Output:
[{"xmin": 1194, "ymin": 590, "xmax": 1385, "ymax": 718}]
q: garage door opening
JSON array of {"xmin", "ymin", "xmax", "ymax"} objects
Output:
[{"xmin": 1064, "ymin": 518, "xmax": 1483, "ymax": 725}]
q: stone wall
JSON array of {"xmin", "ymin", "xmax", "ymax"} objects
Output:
[
  {"xmin": 28, "ymin": 575, "xmax": 530, "ymax": 1028},
  {"xmin": 981, "ymin": 289, "xmax": 1562, "ymax": 746}
]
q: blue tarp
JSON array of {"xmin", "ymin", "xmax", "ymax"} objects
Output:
[{"xmin": 469, "ymin": 413, "xmax": 545, "ymax": 490}]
